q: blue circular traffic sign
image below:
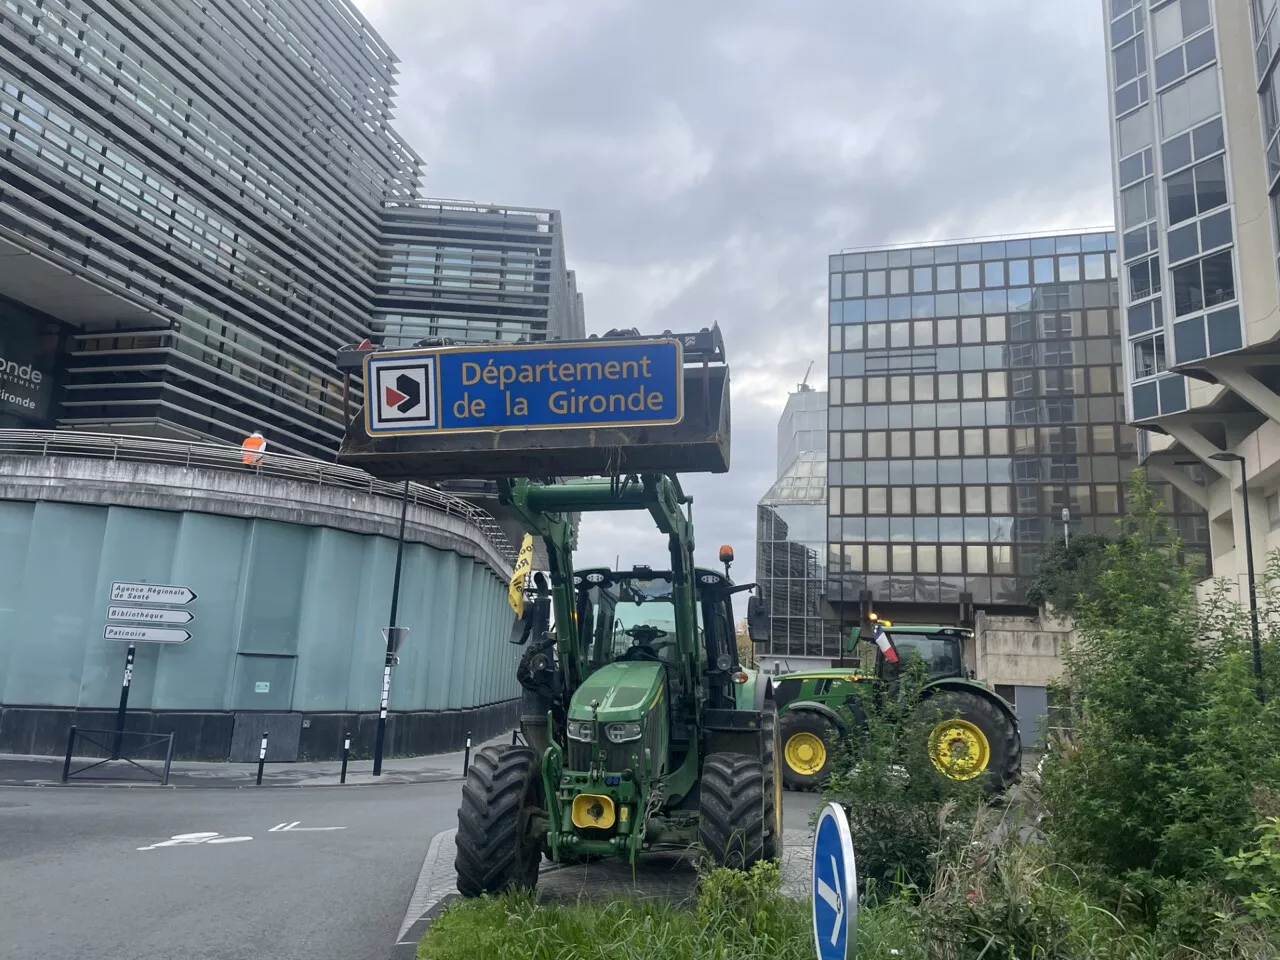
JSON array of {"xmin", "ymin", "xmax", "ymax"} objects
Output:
[{"xmin": 812, "ymin": 802, "xmax": 857, "ymax": 960}]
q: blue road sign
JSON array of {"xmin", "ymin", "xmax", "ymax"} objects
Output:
[
  {"xmin": 812, "ymin": 802, "xmax": 857, "ymax": 960},
  {"xmin": 364, "ymin": 339, "xmax": 684, "ymax": 436}
]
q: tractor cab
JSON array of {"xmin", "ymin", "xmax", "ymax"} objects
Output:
[
  {"xmin": 572, "ymin": 563, "xmax": 756, "ymax": 711},
  {"xmin": 859, "ymin": 615, "xmax": 972, "ymax": 684}
]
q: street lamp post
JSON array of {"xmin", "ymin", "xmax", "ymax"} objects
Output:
[
  {"xmin": 1061, "ymin": 507, "xmax": 1070, "ymax": 549},
  {"xmin": 1209, "ymin": 452, "xmax": 1265, "ymax": 701},
  {"xmin": 373, "ymin": 479, "xmax": 411, "ymax": 775}
]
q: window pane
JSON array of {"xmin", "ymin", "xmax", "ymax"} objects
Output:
[
  {"xmin": 987, "ymin": 371, "xmax": 1008, "ymax": 398},
  {"xmin": 891, "ymin": 488, "xmax": 912, "ymax": 514},
  {"xmin": 913, "ymin": 267, "xmax": 932, "ymax": 292},
  {"xmin": 916, "ymin": 486, "xmax": 936, "ymax": 513},
  {"xmin": 1173, "ymin": 261, "xmax": 1204, "ymax": 315},
  {"xmin": 1168, "ymin": 168, "xmax": 1197, "ymax": 224},
  {"xmin": 867, "ymin": 271, "xmax": 886, "ymax": 296},
  {"xmin": 963, "ymin": 428, "xmax": 985, "ymax": 455},
  {"xmin": 940, "ymin": 487, "xmax": 961, "ymax": 513},
  {"xmin": 984, "ymin": 262, "xmax": 1005, "ymax": 286},
  {"xmin": 916, "ymin": 546, "xmax": 938, "ymax": 573},
  {"xmin": 1202, "ymin": 250, "xmax": 1234, "ymax": 307},
  {"xmin": 1059, "ymin": 256, "xmax": 1081, "ymax": 281},
  {"xmin": 891, "ymin": 376, "xmax": 911, "ymax": 401},
  {"xmin": 891, "ymin": 431, "xmax": 911, "ymax": 457},
  {"xmin": 1195, "ymin": 156, "xmax": 1227, "ymax": 212},
  {"xmin": 990, "ymin": 486, "xmax": 1011, "ymax": 513},
  {"xmin": 939, "ymin": 429, "xmax": 960, "ymax": 456},
  {"xmin": 1034, "ymin": 257, "xmax": 1055, "ymax": 282},
  {"xmin": 867, "ymin": 488, "xmax": 887, "ymax": 514},
  {"xmin": 844, "ymin": 488, "xmax": 863, "ymax": 514},
  {"xmin": 936, "ymin": 265, "xmax": 956, "ymax": 291},
  {"xmin": 937, "ymin": 374, "xmax": 958, "ymax": 400},
  {"xmin": 844, "ymin": 432, "xmax": 863, "ymax": 458},
  {"xmin": 965, "ymin": 487, "xmax": 986, "ymax": 514},
  {"xmin": 867, "ymin": 545, "xmax": 888, "ymax": 572},
  {"xmin": 890, "ymin": 269, "xmax": 910, "ymax": 294},
  {"xmin": 845, "ymin": 272, "xmax": 864, "ymax": 297},
  {"xmin": 966, "ymin": 545, "xmax": 988, "ymax": 574},
  {"xmin": 941, "ymin": 544, "xmax": 963, "ymax": 573},
  {"xmin": 1133, "ymin": 335, "xmax": 1167, "ymax": 378},
  {"xmin": 960, "ymin": 263, "xmax": 981, "ymax": 289},
  {"xmin": 867, "ymin": 431, "xmax": 887, "ymax": 457}
]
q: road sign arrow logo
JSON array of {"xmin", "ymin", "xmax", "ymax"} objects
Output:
[
  {"xmin": 391, "ymin": 373, "xmax": 420, "ymax": 412},
  {"xmin": 817, "ymin": 854, "xmax": 844, "ymax": 946}
]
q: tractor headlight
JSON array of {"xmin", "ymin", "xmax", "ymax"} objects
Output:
[
  {"xmin": 566, "ymin": 720, "xmax": 593, "ymax": 742},
  {"xmin": 605, "ymin": 721, "xmax": 642, "ymax": 743}
]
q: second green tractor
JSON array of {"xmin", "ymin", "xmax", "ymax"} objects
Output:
[{"xmin": 771, "ymin": 616, "xmax": 1022, "ymax": 795}]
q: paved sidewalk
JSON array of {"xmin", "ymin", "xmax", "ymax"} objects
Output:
[{"xmin": 0, "ymin": 734, "xmax": 509, "ymax": 788}]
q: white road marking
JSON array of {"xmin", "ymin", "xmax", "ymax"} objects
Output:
[
  {"xmin": 269, "ymin": 821, "xmax": 346, "ymax": 832},
  {"xmin": 137, "ymin": 832, "xmax": 252, "ymax": 851}
]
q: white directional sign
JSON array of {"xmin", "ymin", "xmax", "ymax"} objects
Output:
[
  {"xmin": 268, "ymin": 822, "xmax": 346, "ymax": 832},
  {"xmin": 111, "ymin": 582, "xmax": 197, "ymax": 605},
  {"xmin": 107, "ymin": 606, "xmax": 194, "ymax": 624},
  {"xmin": 137, "ymin": 832, "xmax": 252, "ymax": 851},
  {"xmin": 104, "ymin": 625, "xmax": 192, "ymax": 644},
  {"xmin": 812, "ymin": 802, "xmax": 857, "ymax": 960}
]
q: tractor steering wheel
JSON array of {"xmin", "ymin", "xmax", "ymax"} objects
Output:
[
  {"xmin": 624, "ymin": 625, "xmax": 669, "ymax": 644},
  {"xmin": 618, "ymin": 625, "xmax": 674, "ymax": 662}
]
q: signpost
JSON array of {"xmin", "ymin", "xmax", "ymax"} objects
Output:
[
  {"xmin": 110, "ymin": 582, "xmax": 197, "ymax": 605},
  {"xmin": 104, "ymin": 625, "xmax": 192, "ymax": 644},
  {"xmin": 100, "ymin": 581, "xmax": 198, "ymax": 761},
  {"xmin": 364, "ymin": 339, "xmax": 685, "ymax": 437},
  {"xmin": 812, "ymin": 802, "xmax": 858, "ymax": 960},
  {"xmin": 106, "ymin": 606, "xmax": 193, "ymax": 624}
]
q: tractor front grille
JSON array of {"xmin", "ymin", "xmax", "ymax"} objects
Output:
[{"xmin": 565, "ymin": 708, "xmax": 664, "ymax": 774}]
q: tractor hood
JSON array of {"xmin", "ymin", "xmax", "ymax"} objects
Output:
[{"xmin": 567, "ymin": 661, "xmax": 665, "ymax": 723}]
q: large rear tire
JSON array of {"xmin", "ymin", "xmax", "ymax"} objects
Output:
[
  {"xmin": 779, "ymin": 709, "xmax": 836, "ymax": 791},
  {"xmin": 455, "ymin": 744, "xmax": 544, "ymax": 896},
  {"xmin": 699, "ymin": 753, "xmax": 767, "ymax": 870},
  {"xmin": 917, "ymin": 690, "xmax": 1021, "ymax": 795},
  {"xmin": 761, "ymin": 702, "xmax": 783, "ymax": 861}
]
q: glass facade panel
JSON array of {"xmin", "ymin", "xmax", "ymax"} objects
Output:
[{"xmin": 826, "ymin": 230, "xmax": 1205, "ymax": 621}]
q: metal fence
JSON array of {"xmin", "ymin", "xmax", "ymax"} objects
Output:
[{"xmin": 0, "ymin": 429, "xmax": 517, "ymax": 562}]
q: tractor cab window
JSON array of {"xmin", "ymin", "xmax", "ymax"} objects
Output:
[
  {"xmin": 885, "ymin": 632, "xmax": 962, "ymax": 678},
  {"xmin": 609, "ymin": 578, "xmax": 703, "ymax": 664}
]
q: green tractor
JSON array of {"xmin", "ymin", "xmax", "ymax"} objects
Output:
[
  {"xmin": 772, "ymin": 615, "xmax": 1021, "ymax": 795},
  {"xmin": 333, "ymin": 328, "xmax": 784, "ymax": 894},
  {"xmin": 455, "ymin": 476, "xmax": 781, "ymax": 894}
]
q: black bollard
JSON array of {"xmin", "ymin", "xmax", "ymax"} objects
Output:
[
  {"xmin": 256, "ymin": 731, "xmax": 268, "ymax": 786},
  {"xmin": 462, "ymin": 730, "xmax": 472, "ymax": 778},
  {"xmin": 340, "ymin": 734, "xmax": 350, "ymax": 785}
]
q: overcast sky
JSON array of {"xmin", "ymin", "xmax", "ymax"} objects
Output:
[{"xmin": 353, "ymin": 0, "xmax": 1116, "ymax": 582}]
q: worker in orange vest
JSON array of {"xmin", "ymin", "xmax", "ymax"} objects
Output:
[{"xmin": 241, "ymin": 431, "xmax": 266, "ymax": 465}]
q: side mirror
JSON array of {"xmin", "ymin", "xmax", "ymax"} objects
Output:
[
  {"xmin": 746, "ymin": 594, "xmax": 769, "ymax": 645},
  {"xmin": 508, "ymin": 596, "xmax": 551, "ymax": 645}
]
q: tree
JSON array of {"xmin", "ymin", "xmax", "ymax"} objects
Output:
[{"xmin": 1025, "ymin": 531, "xmax": 1115, "ymax": 619}]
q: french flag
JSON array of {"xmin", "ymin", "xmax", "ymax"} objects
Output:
[{"xmin": 873, "ymin": 624, "xmax": 898, "ymax": 663}]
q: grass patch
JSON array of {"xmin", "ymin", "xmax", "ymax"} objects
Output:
[{"xmin": 416, "ymin": 862, "xmax": 918, "ymax": 960}]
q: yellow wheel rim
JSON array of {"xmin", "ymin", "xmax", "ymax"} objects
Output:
[
  {"xmin": 928, "ymin": 718, "xmax": 990, "ymax": 781},
  {"xmin": 784, "ymin": 732, "xmax": 827, "ymax": 776}
]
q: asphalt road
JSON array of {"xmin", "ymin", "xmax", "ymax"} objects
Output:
[
  {"xmin": 0, "ymin": 775, "xmax": 824, "ymax": 960},
  {"xmin": 0, "ymin": 781, "xmax": 463, "ymax": 960}
]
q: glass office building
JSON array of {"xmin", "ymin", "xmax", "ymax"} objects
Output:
[
  {"xmin": 375, "ymin": 201, "xmax": 586, "ymax": 347},
  {"xmin": 826, "ymin": 230, "xmax": 1209, "ymax": 623},
  {"xmin": 0, "ymin": 0, "xmax": 424, "ymax": 458},
  {"xmin": 0, "ymin": 1, "xmax": 585, "ymax": 461},
  {"xmin": 757, "ymin": 387, "xmax": 845, "ymax": 660}
]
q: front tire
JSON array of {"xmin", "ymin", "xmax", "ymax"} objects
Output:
[
  {"xmin": 455, "ymin": 744, "xmax": 544, "ymax": 896},
  {"xmin": 779, "ymin": 709, "xmax": 835, "ymax": 791},
  {"xmin": 761, "ymin": 702, "xmax": 783, "ymax": 861},
  {"xmin": 699, "ymin": 753, "xmax": 767, "ymax": 870},
  {"xmin": 917, "ymin": 690, "xmax": 1021, "ymax": 795}
]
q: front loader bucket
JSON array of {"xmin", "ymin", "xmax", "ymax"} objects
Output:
[{"xmin": 334, "ymin": 337, "xmax": 731, "ymax": 482}]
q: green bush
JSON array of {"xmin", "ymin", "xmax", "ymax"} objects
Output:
[
  {"xmin": 1040, "ymin": 471, "xmax": 1280, "ymax": 885},
  {"xmin": 820, "ymin": 656, "xmax": 985, "ymax": 893}
]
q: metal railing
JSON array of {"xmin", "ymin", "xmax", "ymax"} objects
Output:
[{"xmin": 0, "ymin": 429, "xmax": 517, "ymax": 563}]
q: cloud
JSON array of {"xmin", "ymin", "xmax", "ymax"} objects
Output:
[{"xmin": 353, "ymin": 0, "xmax": 1115, "ymax": 581}]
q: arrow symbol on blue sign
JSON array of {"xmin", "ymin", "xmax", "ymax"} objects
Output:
[{"xmin": 817, "ymin": 854, "xmax": 843, "ymax": 946}]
